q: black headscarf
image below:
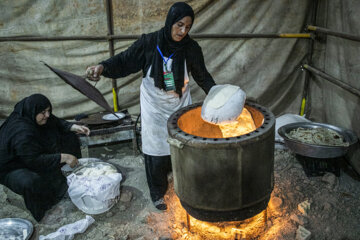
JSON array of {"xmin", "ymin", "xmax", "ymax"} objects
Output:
[
  {"xmin": 150, "ymin": 2, "xmax": 195, "ymax": 97},
  {"xmin": 0, "ymin": 94, "xmax": 51, "ymax": 138},
  {"xmin": 0, "ymin": 94, "xmax": 53, "ymax": 158},
  {"xmin": 13, "ymin": 94, "xmax": 52, "ymax": 125}
]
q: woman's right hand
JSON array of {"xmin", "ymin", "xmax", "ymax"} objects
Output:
[
  {"xmin": 60, "ymin": 153, "xmax": 79, "ymax": 168},
  {"xmin": 86, "ymin": 64, "xmax": 104, "ymax": 81}
]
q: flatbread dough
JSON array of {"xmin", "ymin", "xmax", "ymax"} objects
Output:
[{"xmin": 80, "ymin": 165, "xmax": 117, "ymax": 176}]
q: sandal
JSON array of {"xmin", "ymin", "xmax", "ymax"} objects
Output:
[{"xmin": 153, "ymin": 198, "xmax": 167, "ymax": 211}]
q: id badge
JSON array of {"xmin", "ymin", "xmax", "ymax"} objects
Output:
[{"xmin": 164, "ymin": 71, "xmax": 176, "ymax": 91}]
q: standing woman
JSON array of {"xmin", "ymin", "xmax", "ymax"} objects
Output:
[
  {"xmin": 0, "ymin": 94, "xmax": 90, "ymax": 221},
  {"xmin": 87, "ymin": 2, "xmax": 216, "ymax": 210}
]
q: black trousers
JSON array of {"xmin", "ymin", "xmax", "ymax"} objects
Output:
[
  {"xmin": 1, "ymin": 131, "xmax": 81, "ymax": 221},
  {"xmin": 144, "ymin": 154, "xmax": 172, "ymax": 202}
]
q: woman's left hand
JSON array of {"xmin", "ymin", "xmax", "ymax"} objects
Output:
[{"xmin": 71, "ymin": 124, "xmax": 90, "ymax": 136}]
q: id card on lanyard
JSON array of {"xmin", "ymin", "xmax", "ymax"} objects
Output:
[{"xmin": 157, "ymin": 45, "xmax": 176, "ymax": 91}]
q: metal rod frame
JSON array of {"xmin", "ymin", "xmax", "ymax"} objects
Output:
[
  {"xmin": 300, "ymin": 0, "xmax": 318, "ymax": 116},
  {"xmin": 308, "ymin": 25, "xmax": 360, "ymax": 42},
  {"xmin": 186, "ymin": 212, "xmax": 191, "ymax": 232},
  {"xmin": 105, "ymin": 0, "xmax": 119, "ymax": 111},
  {"xmin": 303, "ymin": 64, "xmax": 360, "ymax": 98},
  {"xmin": 0, "ymin": 33, "xmax": 311, "ymax": 42}
]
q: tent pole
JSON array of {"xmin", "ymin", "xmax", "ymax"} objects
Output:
[
  {"xmin": 303, "ymin": 64, "xmax": 360, "ymax": 98},
  {"xmin": 300, "ymin": 0, "xmax": 318, "ymax": 116},
  {"xmin": 105, "ymin": 0, "xmax": 118, "ymax": 112},
  {"xmin": 308, "ymin": 25, "xmax": 360, "ymax": 42}
]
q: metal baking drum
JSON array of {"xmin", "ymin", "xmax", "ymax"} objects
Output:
[{"xmin": 278, "ymin": 122, "xmax": 358, "ymax": 158}]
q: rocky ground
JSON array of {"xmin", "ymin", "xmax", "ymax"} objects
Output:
[{"xmin": 0, "ymin": 141, "xmax": 359, "ymax": 240}]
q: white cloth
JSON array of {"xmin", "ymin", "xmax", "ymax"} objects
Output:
[
  {"xmin": 67, "ymin": 171, "xmax": 122, "ymax": 214},
  {"xmin": 201, "ymin": 84, "xmax": 246, "ymax": 124},
  {"xmin": 140, "ymin": 58, "xmax": 191, "ymax": 156}
]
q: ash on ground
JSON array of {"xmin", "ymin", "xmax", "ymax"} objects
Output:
[{"xmin": 0, "ymin": 142, "xmax": 359, "ymax": 240}]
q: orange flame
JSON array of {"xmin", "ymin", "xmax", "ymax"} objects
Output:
[
  {"xmin": 217, "ymin": 108, "xmax": 257, "ymax": 138},
  {"xmin": 177, "ymin": 106, "xmax": 261, "ymax": 139},
  {"xmin": 149, "ymin": 185, "xmax": 270, "ymax": 240}
]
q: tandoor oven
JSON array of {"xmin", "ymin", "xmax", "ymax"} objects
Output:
[{"xmin": 167, "ymin": 101, "xmax": 275, "ymax": 222}]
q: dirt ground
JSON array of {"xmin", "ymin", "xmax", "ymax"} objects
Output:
[{"xmin": 0, "ymin": 141, "xmax": 360, "ymax": 240}]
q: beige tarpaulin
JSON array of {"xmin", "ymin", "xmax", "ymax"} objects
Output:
[
  {"xmin": 308, "ymin": 0, "xmax": 360, "ymax": 136},
  {"xmin": 1, "ymin": 0, "xmax": 310, "ymax": 122}
]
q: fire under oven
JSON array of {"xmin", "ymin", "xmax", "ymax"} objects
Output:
[{"xmin": 167, "ymin": 101, "xmax": 275, "ymax": 222}]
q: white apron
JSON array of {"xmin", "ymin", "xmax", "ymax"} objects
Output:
[{"xmin": 140, "ymin": 58, "xmax": 191, "ymax": 156}]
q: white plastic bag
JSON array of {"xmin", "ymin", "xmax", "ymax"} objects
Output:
[
  {"xmin": 275, "ymin": 114, "xmax": 311, "ymax": 149},
  {"xmin": 275, "ymin": 114, "xmax": 311, "ymax": 143},
  {"xmin": 67, "ymin": 169, "xmax": 122, "ymax": 214},
  {"xmin": 39, "ymin": 215, "xmax": 95, "ymax": 240},
  {"xmin": 201, "ymin": 84, "xmax": 246, "ymax": 124}
]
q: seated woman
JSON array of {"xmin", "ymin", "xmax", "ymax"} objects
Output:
[{"xmin": 0, "ymin": 93, "xmax": 90, "ymax": 221}]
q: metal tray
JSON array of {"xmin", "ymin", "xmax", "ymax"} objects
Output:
[
  {"xmin": 278, "ymin": 122, "xmax": 358, "ymax": 158},
  {"xmin": 102, "ymin": 112, "xmax": 126, "ymax": 121},
  {"xmin": 0, "ymin": 218, "xmax": 33, "ymax": 240}
]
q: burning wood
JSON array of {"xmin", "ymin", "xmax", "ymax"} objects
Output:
[
  {"xmin": 232, "ymin": 228, "xmax": 246, "ymax": 240},
  {"xmin": 148, "ymin": 185, "xmax": 269, "ymax": 240}
]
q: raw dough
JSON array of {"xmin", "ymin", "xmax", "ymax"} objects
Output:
[{"xmin": 80, "ymin": 165, "xmax": 117, "ymax": 177}]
